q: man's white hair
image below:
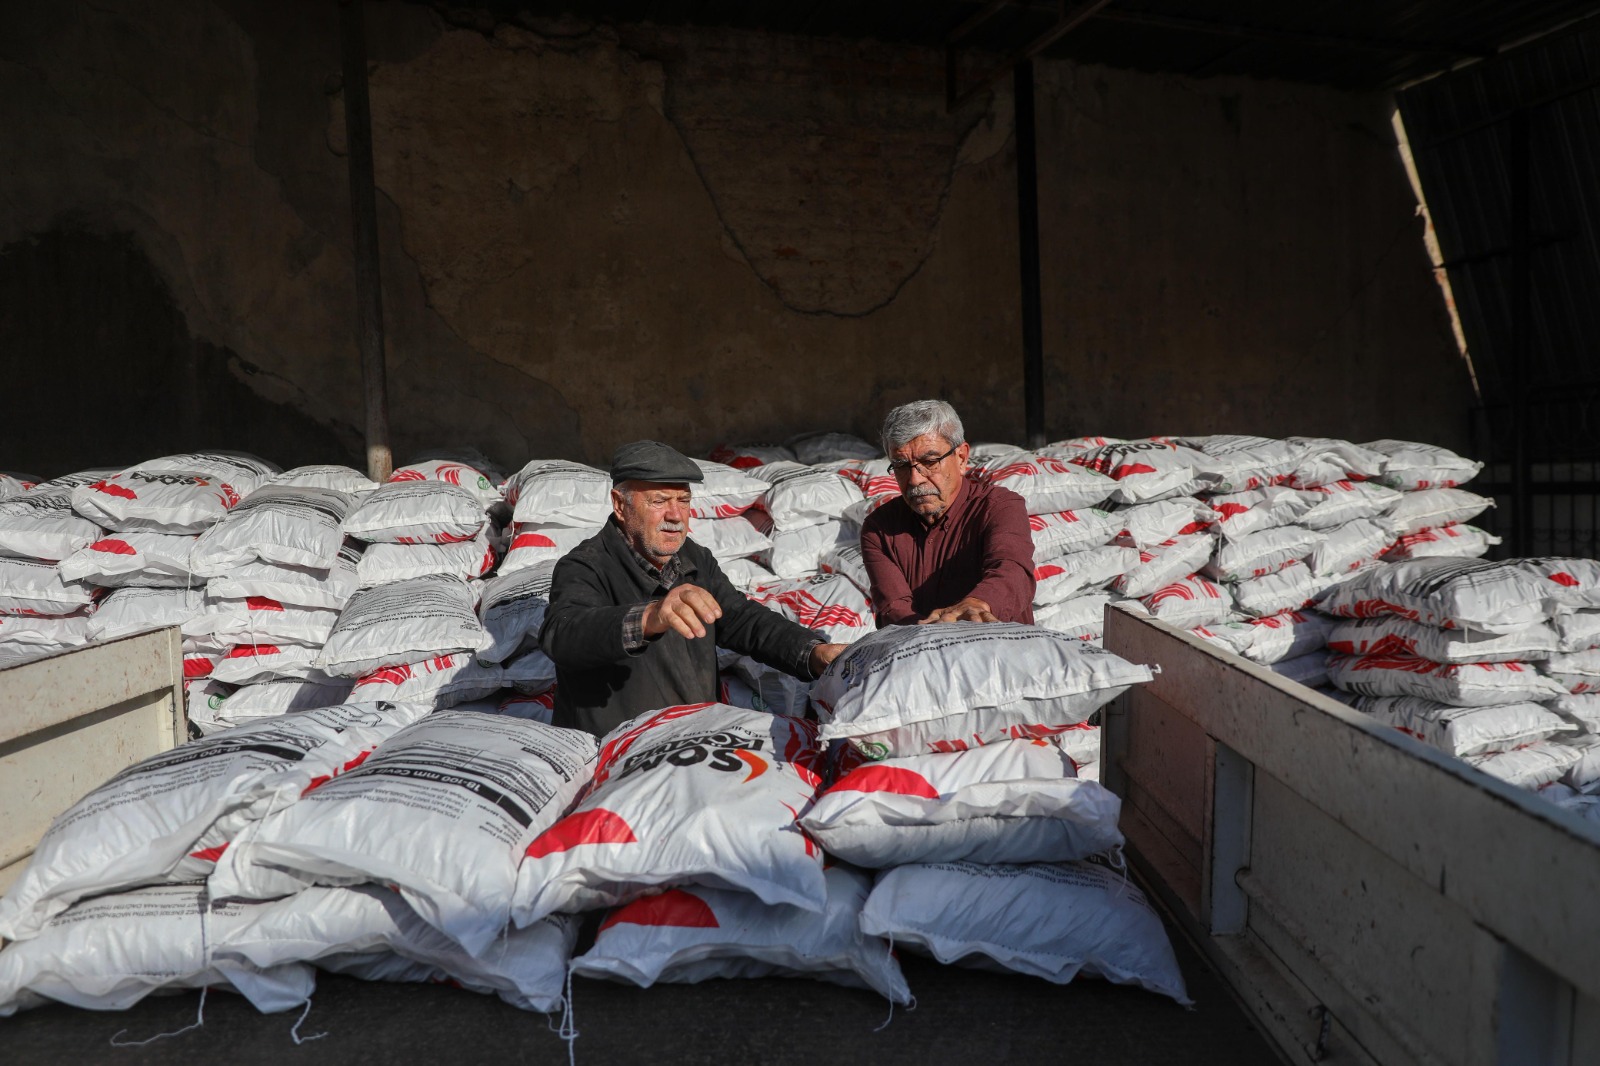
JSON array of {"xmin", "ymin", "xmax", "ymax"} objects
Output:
[{"xmin": 881, "ymin": 399, "xmax": 965, "ymax": 456}]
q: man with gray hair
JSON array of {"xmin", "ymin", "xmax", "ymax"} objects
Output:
[
  {"xmin": 858, "ymin": 400, "xmax": 1036, "ymax": 626},
  {"xmin": 541, "ymin": 440, "xmax": 846, "ymax": 736}
]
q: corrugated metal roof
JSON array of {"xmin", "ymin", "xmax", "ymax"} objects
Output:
[{"xmin": 462, "ymin": 1, "xmax": 1600, "ymax": 90}]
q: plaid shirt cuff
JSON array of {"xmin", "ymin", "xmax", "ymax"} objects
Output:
[{"xmin": 622, "ymin": 601, "xmax": 651, "ymax": 653}]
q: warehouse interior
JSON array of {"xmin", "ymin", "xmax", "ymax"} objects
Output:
[{"xmin": 6, "ymin": 3, "xmax": 1600, "ymax": 1061}]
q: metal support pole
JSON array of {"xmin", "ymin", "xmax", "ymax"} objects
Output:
[
  {"xmin": 340, "ymin": 0, "xmax": 392, "ymax": 483},
  {"xmin": 1510, "ymin": 109, "xmax": 1532, "ymax": 555},
  {"xmin": 1014, "ymin": 60, "xmax": 1046, "ymax": 449}
]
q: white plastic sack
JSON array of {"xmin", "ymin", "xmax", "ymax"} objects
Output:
[
  {"xmin": 57, "ymin": 531, "xmax": 201, "ymax": 588},
  {"xmin": 267, "ymin": 464, "xmax": 379, "ymax": 495},
  {"xmin": 1177, "ymin": 434, "xmax": 1306, "ymax": 492},
  {"xmin": 214, "ymin": 711, "xmax": 597, "ymax": 956},
  {"xmin": 196, "ymin": 675, "xmax": 355, "ymax": 731},
  {"xmin": 190, "ymin": 486, "xmax": 355, "ymax": 575},
  {"xmin": 571, "ymin": 865, "xmax": 909, "ymax": 1004},
  {"xmin": 0, "ymin": 613, "xmax": 94, "ymax": 650},
  {"xmin": 512, "ymin": 704, "xmax": 826, "ymax": 927},
  {"xmin": 389, "ymin": 458, "xmax": 501, "ymax": 507},
  {"xmin": 1325, "ymin": 616, "xmax": 1557, "ymax": 664},
  {"xmin": 1231, "ymin": 558, "xmax": 1335, "ymax": 618},
  {"xmin": 1467, "ymin": 741, "xmax": 1581, "ymax": 790},
  {"xmin": 1033, "ymin": 545, "xmax": 1140, "ymax": 607},
  {"xmin": 210, "ymin": 643, "xmax": 323, "ymax": 685},
  {"xmin": 707, "ymin": 442, "xmax": 796, "ymax": 469},
  {"xmin": 187, "ymin": 595, "xmax": 340, "ymax": 648},
  {"xmin": 1355, "ymin": 695, "xmax": 1574, "ymax": 757},
  {"xmin": 1517, "ymin": 557, "xmax": 1600, "ymax": 610},
  {"xmin": 787, "ymin": 431, "xmax": 880, "ymax": 465},
  {"xmin": 0, "ymin": 701, "xmax": 426, "ymax": 941},
  {"xmin": 1386, "ymin": 488, "xmax": 1494, "ymax": 536},
  {"xmin": 1203, "ymin": 525, "xmax": 1319, "ymax": 582},
  {"xmin": 1550, "ymin": 693, "xmax": 1600, "ymax": 732},
  {"xmin": 0, "ymin": 556, "xmax": 100, "ymax": 615},
  {"xmin": 799, "ymin": 740, "xmax": 1121, "ymax": 867},
  {"xmin": 753, "ymin": 462, "xmax": 863, "ymax": 528},
  {"xmin": 88, "ymin": 586, "xmax": 204, "ymax": 641},
  {"xmin": 745, "ymin": 572, "xmax": 874, "ymax": 644},
  {"xmin": 506, "ymin": 460, "xmax": 611, "ymax": 528},
  {"xmin": 502, "ymin": 649, "xmax": 558, "ymax": 695},
  {"xmin": 355, "ymin": 532, "xmax": 495, "ymax": 587},
  {"xmin": 1203, "ymin": 486, "xmax": 1310, "ymax": 541},
  {"xmin": 972, "ymin": 455, "xmax": 1116, "ymax": 515},
  {"xmin": 350, "ymin": 654, "xmax": 505, "ymax": 707},
  {"xmin": 1296, "ymin": 479, "xmax": 1402, "ymax": 530},
  {"xmin": 1326, "ymin": 652, "xmax": 1568, "ymax": 706},
  {"xmin": 0, "ymin": 884, "xmax": 313, "ymax": 1017},
  {"xmin": 1315, "ymin": 558, "xmax": 1553, "ymax": 635},
  {"xmin": 70, "ymin": 452, "xmax": 279, "ymax": 535},
  {"xmin": 1240, "ymin": 610, "xmax": 1334, "ymax": 665},
  {"xmin": 1281, "ymin": 437, "xmax": 1388, "ymax": 489},
  {"xmin": 817, "ymin": 540, "xmax": 869, "ymax": 593},
  {"xmin": 689, "ymin": 460, "xmax": 769, "ymax": 519},
  {"xmin": 1112, "ymin": 534, "xmax": 1215, "ymax": 598},
  {"xmin": 756, "ymin": 516, "xmax": 852, "ymax": 579},
  {"xmin": 859, "ymin": 860, "xmax": 1190, "ymax": 1004},
  {"xmin": 1383, "ymin": 523, "xmax": 1500, "ymax": 562},
  {"xmin": 1140, "ymin": 574, "xmax": 1231, "ymax": 628},
  {"xmin": 499, "ymin": 523, "xmax": 601, "ymax": 576},
  {"xmin": 1030, "ymin": 509, "xmax": 1122, "ymax": 561},
  {"xmin": 478, "ymin": 561, "xmax": 555, "ymax": 663},
  {"xmin": 342, "ymin": 481, "xmax": 486, "ymax": 545},
  {"xmin": 1111, "ymin": 496, "xmax": 1212, "ymax": 547},
  {"xmin": 1307, "ymin": 518, "xmax": 1394, "ymax": 577},
  {"xmin": 1366, "ymin": 439, "xmax": 1482, "ymax": 491},
  {"xmin": 1553, "ymin": 610, "xmax": 1600, "ymax": 653},
  {"xmin": 205, "ymin": 547, "xmax": 361, "ymax": 610},
  {"xmin": 811, "ymin": 623, "xmax": 1153, "ymax": 759},
  {"xmin": 215, "ymin": 884, "xmax": 579, "ymax": 1013},
  {"xmin": 0, "ymin": 470, "xmax": 114, "ymax": 561},
  {"xmin": 1067, "ymin": 441, "xmax": 1216, "ymax": 503},
  {"xmin": 692, "ymin": 514, "xmax": 772, "ymax": 562},
  {"xmin": 316, "ymin": 575, "xmax": 492, "ymax": 677},
  {"xmin": 720, "ymin": 557, "xmax": 778, "ymax": 590},
  {"xmin": 1033, "ymin": 593, "xmax": 1145, "ymax": 642}
]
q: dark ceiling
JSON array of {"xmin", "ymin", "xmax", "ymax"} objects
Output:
[{"xmin": 445, "ymin": 0, "xmax": 1600, "ymax": 91}]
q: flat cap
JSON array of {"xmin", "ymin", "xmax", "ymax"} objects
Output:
[{"xmin": 610, "ymin": 440, "xmax": 704, "ymax": 485}]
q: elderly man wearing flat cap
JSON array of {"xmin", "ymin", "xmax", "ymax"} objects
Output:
[{"xmin": 539, "ymin": 440, "xmax": 847, "ymax": 736}]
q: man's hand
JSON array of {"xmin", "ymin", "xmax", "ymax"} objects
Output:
[
  {"xmin": 808, "ymin": 642, "xmax": 847, "ymax": 675},
  {"xmin": 918, "ymin": 596, "xmax": 998, "ymax": 625},
  {"xmin": 642, "ymin": 583, "xmax": 723, "ymax": 640}
]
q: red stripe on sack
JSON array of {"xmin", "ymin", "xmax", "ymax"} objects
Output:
[
  {"xmin": 90, "ymin": 479, "xmax": 138, "ymax": 500},
  {"xmin": 512, "ymin": 533, "xmax": 556, "ymax": 550},
  {"xmin": 388, "ymin": 470, "xmax": 427, "ymax": 481},
  {"xmin": 1549, "ymin": 572, "xmax": 1580, "ymax": 588},
  {"xmin": 188, "ymin": 844, "xmax": 228, "ymax": 863},
  {"xmin": 827, "ymin": 764, "xmax": 940, "ymax": 799},
  {"xmin": 182, "ymin": 656, "xmax": 215, "ymax": 678},
  {"xmin": 599, "ymin": 889, "xmax": 719, "ymax": 933},
  {"xmin": 525, "ymin": 808, "xmax": 638, "ymax": 859},
  {"xmin": 1109, "ymin": 462, "xmax": 1158, "ymax": 480},
  {"xmin": 1035, "ymin": 564, "xmax": 1065, "ymax": 580},
  {"xmin": 245, "ymin": 596, "xmax": 285, "ymax": 612},
  {"xmin": 1212, "ymin": 503, "xmax": 1249, "ymax": 519},
  {"xmin": 226, "ymin": 644, "xmax": 280, "ymax": 658},
  {"xmin": 90, "ymin": 539, "xmax": 138, "ymax": 556}
]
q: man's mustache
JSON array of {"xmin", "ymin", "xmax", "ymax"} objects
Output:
[{"xmin": 908, "ymin": 485, "xmax": 940, "ymax": 498}]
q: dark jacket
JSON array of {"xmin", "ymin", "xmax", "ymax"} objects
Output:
[{"xmin": 539, "ymin": 520, "xmax": 819, "ymax": 736}]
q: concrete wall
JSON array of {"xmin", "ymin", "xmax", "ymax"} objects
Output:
[{"xmin": 0, "ymin": 0, "xmax": 1473, "ymax": 478}]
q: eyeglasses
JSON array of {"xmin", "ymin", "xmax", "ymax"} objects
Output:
[{"xmin": 888, "ymin": 443, "xmax": 960, "ymax": 477}]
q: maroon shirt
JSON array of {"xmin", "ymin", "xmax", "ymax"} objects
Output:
[{"xmin": 858, "ymin": 475, "xmax": 1036, "ymax": 626}]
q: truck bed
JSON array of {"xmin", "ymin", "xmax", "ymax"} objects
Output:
[{"xmin": 5, "ymin": 929, "xmax": 1278, "ymax": 1065}]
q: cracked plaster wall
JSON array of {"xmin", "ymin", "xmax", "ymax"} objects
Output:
[{"xmin": 1, "ymin": 0, "xmax": 1468, "ymax": 478}]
